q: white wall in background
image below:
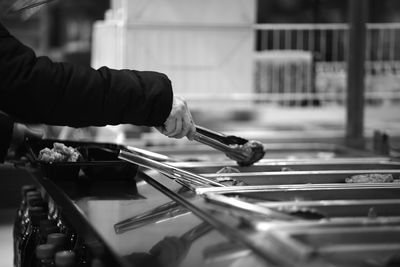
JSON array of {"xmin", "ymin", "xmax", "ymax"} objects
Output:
[{"xmin": 92, "ymin": 0, "xmax": 255, "ymax": 96}]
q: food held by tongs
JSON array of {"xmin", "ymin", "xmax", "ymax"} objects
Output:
[{"xmin": 193, "ymin": 126, "xmax": 265, "ymax": 166}]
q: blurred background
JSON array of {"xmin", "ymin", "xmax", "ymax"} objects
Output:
[{"xmin": 1, "ymin": 0, "xmax": 400, "ymax": 152}]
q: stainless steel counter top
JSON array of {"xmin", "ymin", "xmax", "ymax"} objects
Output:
[{"xmin": 29, "ymin": 140, "xmax": 400, "ymax": 267}]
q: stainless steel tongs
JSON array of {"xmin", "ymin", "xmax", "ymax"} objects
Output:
[
  {"xmin": 114, "ymin": 201, "xmax": 190, "ymax": 234},
  {"xmin": 118, "ymin": 149, "xmax": 226, "ymax": 190},
  {"xmin": 193, "ymin": 125, "xmax": 265, "ymax": 166},
  {"xmin": 125, "ymin": 146, "xmax": 177, "ymax": 162},
  {"xmin": 194, "ymin": 129, "xmax": 249, "ymax": 162}
]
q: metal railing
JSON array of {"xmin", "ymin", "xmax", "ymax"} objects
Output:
[{"xmin": 254, "ymin": 23, "xmax": 400, "ymax": 106}]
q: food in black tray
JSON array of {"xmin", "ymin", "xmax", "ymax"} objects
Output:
[
  {"xmin": 25, "ymin": 139, "xmax": 138, "ymax": 180},
  {"xmin": 38, "ymin": 142, "xmax": 81, "ymax": 162}
]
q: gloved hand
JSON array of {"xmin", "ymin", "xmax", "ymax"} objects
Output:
[{"xmin": 156, "ymin": 95, "xmax": 196, "ymax": 140}]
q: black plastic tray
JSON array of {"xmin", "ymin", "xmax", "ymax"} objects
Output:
[{"xmin": 25, "ymin": 138, "xmax": 138, "ymax": 180}]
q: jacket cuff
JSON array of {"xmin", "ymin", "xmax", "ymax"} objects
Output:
[{"xmin": 148, "ymin": 76, "xmax": 173, "ymax": 126}]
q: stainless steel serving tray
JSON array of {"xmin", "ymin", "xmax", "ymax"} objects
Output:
[
  {"xmin": 266, "ymin": 225, "xmax": 400, "ymax": 266},
  {"xmin": 198, "ymin": 185, "xmax": 400, "ymax": 266},
  {"xmin": 200, "ymin": 184, "xmax": 400, "ymax": 202},
  {"xmin": 171, "ymin": 158, "xmax": 399, "ymax": 173},
  {"xmin": 149, "ymin": 142, "xmax": 377, "ymax": 162},
  {"xmin": 199, "ymin": 169, "xmax": 400, "ymax": 186},
  {"xmin": 115, "ymin": 144, "xmax": 400, "ymax": 266},
  {"xmin": 258, "ymin": 199, "xmax": 400, "ymax": 218},
  {"xmin": 199, "ymin": 184, "xmax": 400, "ymax": 224}
]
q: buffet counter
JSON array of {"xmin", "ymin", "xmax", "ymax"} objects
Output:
[{"xmin": 15, "ymin": 139, "xmax": 400, "ymax": 267}]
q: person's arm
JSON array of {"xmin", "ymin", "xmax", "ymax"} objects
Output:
[
  {"xmin": 0, "ymin": 112, "xmax": 14, "ymax": 162},
  {"xmin": 0, "ymin": 22, "xmax": 172, "ymax": 128}
]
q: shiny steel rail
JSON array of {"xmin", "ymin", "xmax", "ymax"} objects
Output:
[
  {"xmin": 196, "ymin": 183, "xmax": 400, "ymax": 194},
  {"xmin": 170, "ymin": 158, "xmax": 398, "ymax": 169},
  {"xmin": 204, "ymin": 193, "xmax": 299, "ymax": 221},
  {"xmin": 125, "ymin": 146, "xmax": 177, "ymax": 162},
  {"xmin": 118, "ymin": 149, "xmax": 226, "ymax": 189}
]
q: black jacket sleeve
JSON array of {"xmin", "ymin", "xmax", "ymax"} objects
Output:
[
  {"xmin": 0, "ymin": 21, "xmax": 173, "ymax": 128},
  {"xmin": 0, "ymin": 112, "xmax": 13, "ymax": 163}
]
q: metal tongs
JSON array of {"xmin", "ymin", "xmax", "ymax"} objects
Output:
[
  {"xmin": 114, "ymin": 201, "xmax": 190, "ymax": 234},
  {"xmin": 118, "ymin": 149, "xmax": 226, "ymax": 190},
  {"xmin": 125, "ymin": 146, "xmax": 177, "ymax": 162},
  {"xmin": 193, "ymin": 126, "xmax": 265, "ymax": 166}
]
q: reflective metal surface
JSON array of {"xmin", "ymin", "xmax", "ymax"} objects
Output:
[
  {"xmin": 172, "ymin": 159, "xmax": 400, "ymax": 173},
  {"xmin": 149, "ymin": 142, "xmax": 378, "ymax": 162},
  {"xmin": 35, "ymin": 141, "xmax": 400, "ymax": 267},
  {"xmin": 118, "ymin": 149, "xmax": 226, "ymax": 188},
  {"xmin": 66, "ymin": 169, "xmax": 266, "ymax": 267},
  {"xmin": 201, "ymin": 169, "xmax": 400, "ymax": 186}
]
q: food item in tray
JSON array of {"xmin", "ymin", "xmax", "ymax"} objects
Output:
[
  {"xmin": 38, "ymin": 143, "xmax": 81, "ymax": 162},
  {"xmin": 228, "ymin": 140, "xmax": 265, "ymax": 167},
  {"xmin": 275, "ymin": 206, "xmax": 325, "ymax": 219},
  {"xmin": 215, "ymin": 166, "xmax": 245, "ymax": 186},
  {"xmin": 281, "ymin": 167, "xmax": 295, "ymax": 172},
  {"xmin": 345, "ymin": 173, "xmax": 394, "ymax": 183},
  {"xmin": 215, "ymin": 176, "xmax": 246, "ymax": 186},
  {"xmin": 216, "ymin": 166, "xmax": 240, "ymax": 174}
]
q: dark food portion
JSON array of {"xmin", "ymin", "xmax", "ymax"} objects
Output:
[
  {"xmin": 281, "ymin": 167, "xmax": 296, "ymax": 171},
  {"xmin": 275, "ymin": 206, "xmax": 325, "ymax": 220},
  {"xmin": 228, "ymin": 140, "xmax": 265, "ymax": 166},
  {"xmin": 194, "ymin": 126, "xmax": 265, "ymax": 166},
  {"xmin": 345, "ymin": 173, "xmax": 399, "ymax": 183},
  {"xmin": 385, "ymin": 254, "xmax": 400, "ymax": 267}
]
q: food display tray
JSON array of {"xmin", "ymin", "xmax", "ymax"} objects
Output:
[
  {"xmin": 199, "ymin": 169, "xmax": 400, "ymax": 185},
  {"xmin": 198, "ymin": 182, "xmax": 400, "ymax": 266},
  {"xmin": 172, "ymin": 158, "xmax": 400, "ymax": 173},
  {"xmin": 267, "ymin": 224, "xmax": 400, "ymax": 266},
  {"xmin": 149, "ymin": 142, "xmax": 378, "ymax": 162},
  {"xmin": 25, "ymin": 138, "xmax": 138, "ymax": 180}
]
